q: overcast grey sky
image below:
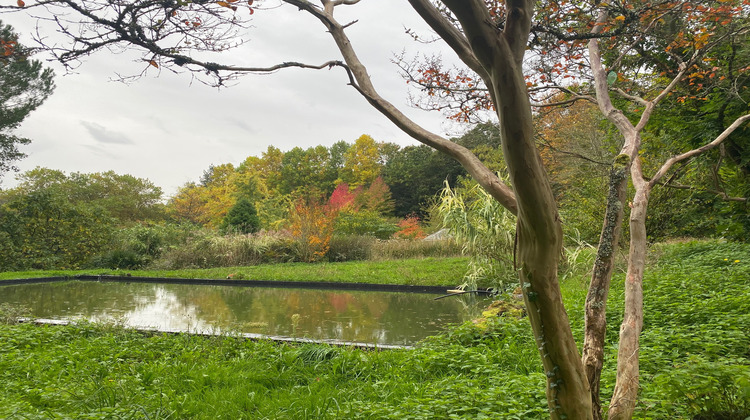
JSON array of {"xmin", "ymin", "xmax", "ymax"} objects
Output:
[{"xmin": 3, "ymin": 1, "xmax": 464, "ymax": 197}]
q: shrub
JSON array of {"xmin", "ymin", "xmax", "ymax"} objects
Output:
[
  {"xmin": 289, "ymin": 197, "xmax": 337, "ymax": 262},
  {"xmin": 333, "ymin": 210, "xmax": 397, "ymax": 239},
  {"xmin": 93, "ymin": 222, "xmax": 195, "ymax": 269},
  {"xmin": 393, "ymin": 215, "xmax": 426, "ymax": 240},
  {"xmin": 0, "ymin": 190, "xmax": 114, "ymax": 270},
  {"xmin": 435, "ymin": 180, "xmax": 515, "ymax": 289},
  {"xmin": 326, "ymin": 235, "xmax": 375, "ymax": 262},
  {"xmin": 370, "ymin": 238, "xmax": 463, "ymax": 260},
  {"xmin": 155, "ymin": 230, "xmax": 297, "ymax": 269}
]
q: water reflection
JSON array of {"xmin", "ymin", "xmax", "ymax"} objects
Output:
[{"xmin": 0, "ymin": 281, "xmax": 491, "ymax": 345}]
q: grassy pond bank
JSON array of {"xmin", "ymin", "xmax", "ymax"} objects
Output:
[{"xmin": 1, "ymin": 240, "xmax": 749, "ymax": 419}]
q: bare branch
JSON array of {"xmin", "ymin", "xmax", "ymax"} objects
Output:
[
  {"xmin": 588, "ymin": 9, "xmax": 638, "ymax": 144},
  {"xmin": 646, "ymin": 178, "xmax": 749, "ymax": 203},
  {"xmin": 649, "ymin": 114, "xmax": 750, "ymax": 187},
  {"xmin": 613, "ymin": 88, "xmax": 648, "ymax": 107},
  {"xmin": 284, "ymin": 0, "xmax": 518, "ymax": 214},
  {"xmin": 532, "ymin": 94, "xmax": 595, "ymax": 108},
  {"xmin": 331, "ymin": 0, "xmax": 361, "ymax": 6}
]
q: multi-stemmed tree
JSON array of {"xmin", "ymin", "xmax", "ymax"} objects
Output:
[{"xmin": 3, "ymin": 1, "xmax": 749, "ymax": 418}]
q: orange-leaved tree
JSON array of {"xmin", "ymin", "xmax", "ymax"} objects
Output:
[
  {"xmin": 398, "ymin": 1, "xmax": 750, "ymax": 417},
  {"xmin": 8, "ymin": 0, "xmax": 750, "ymax": 418},
  {"xmin": 288, "ymin": 195, "xmax": 338, "ymax": 263}
]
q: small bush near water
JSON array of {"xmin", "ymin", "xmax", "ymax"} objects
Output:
[
  {"xmin": 0, "ymin": 240, "xmax": 747, "ymax": 419},
  {"xmin": 149, "ymin": 231, "xmax": 461, "ymax": 269},
  {"xmin": 154, "ymin": 230, "xmax": 299, "ymax": 269}
]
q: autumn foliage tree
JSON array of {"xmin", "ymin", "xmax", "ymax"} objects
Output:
[
  {"xmin": 401, "ymin": 2, "xmax": 750, "ymax": 418},
  {"xmin": 288, "ymin": 195, "xmax": 338, "ymax": 262},
  {"xmin": 6, "ymin": 0, "xmax": 750, "ymax": 418}
]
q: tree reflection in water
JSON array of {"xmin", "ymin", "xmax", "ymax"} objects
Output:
[{"xmin": 0, "ymin": 281, "xmax": 491, "ymax": 345}]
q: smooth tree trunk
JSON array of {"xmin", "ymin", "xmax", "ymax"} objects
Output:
[
  {"xmin": 495, "ymin": 59, "xmax": 592, "ymax": 418},
  {"xmin": 298, "ymin": 1, "xmax": 594, "ymax": 417},
  {"xmin": 581, "ymin": 154, "xmax": 630, "ymax": 420},
  {"xmin": 441, "ymin": 2, "xmax": 593, "ymax": 417},
  {"xmin": 608, "ymin": 158, "xmax": 648, "ymax": 419},
  {"xmin": 605, "ymin": 114, "xmax": 750, "ymax": 420},
  {"xmin": 586, "ymin": 24, "xmax": 646, "ymax": 418}
]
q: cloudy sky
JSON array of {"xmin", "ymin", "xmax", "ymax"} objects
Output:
[{"xmin": 3, "ymin": 1, "xmax": 462, "ymax": 197}]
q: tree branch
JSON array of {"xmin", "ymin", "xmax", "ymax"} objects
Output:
[
  {"xmin": 407, "ymin": 0, "xmax": 487, "ymax": 80},
  {"xmin": 649, "ymin": 114, "xmax": 750, "ymax": 187},
  {"xmin": 285, "ymin": 0, "xmax": 519, "ymax": 214},
  {"xmin": 646, "ymin": 178, "xmax": 749, "ymax": 203}
]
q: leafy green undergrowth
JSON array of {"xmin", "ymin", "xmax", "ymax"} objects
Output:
[
  {"xmin": 0, "ymin": 257, "xmax": 470, "ymax": 287},
  {"xmin": 632, "ymin": 240, "xmax": 750, "ymax": 418},
  {"xmin": 0, "ymin": 240, "xmax": 748, "ymax": 419},
  {"xmin": 0, "ymin": 317, "xmax": 546, "ymax": 419}
]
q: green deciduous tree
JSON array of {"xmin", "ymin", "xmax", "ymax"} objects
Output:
[
  {"xmin": 0, "ymin": 20, "xmax": 54, "ymax": 177},
  {"xmin": 13, "ymin": 167, "xmax": 164, "ymax": 223},
  {"xmin": 1, "ymin": 167, "xmax": 166, "ymax": 270},
  {"xmin": 279, "ymin": 146, "xmax": 336, "ymax": 196},
  {"xmin": 382, "ymin": 124, "xmax": 502, "ymax": 218},
  {"xmin": 0, "ymin": 189, "xmax": 113, "ymax": 270},
  {"xmin": 14, "ymin": 0, "xmax": 750, "ymax": 417}
]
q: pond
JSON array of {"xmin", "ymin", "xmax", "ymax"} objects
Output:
[{"xmin": 0, "ymin": 280, "xmax": 492, "ymax": 346}]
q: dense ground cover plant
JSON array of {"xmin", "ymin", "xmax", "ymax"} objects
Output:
[
  {"xmin": 0, "ymin": 240, "xmax": 747, "ymax": 418},
  {"xmin": 631, "ymin": 241, "xmax": 750, "ymax": 418}
]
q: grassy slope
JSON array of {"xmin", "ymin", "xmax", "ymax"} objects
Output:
[
  {"xmin": 0, "ymin": 257, "xmax": 470, "ymax": 287},
  {"xmin": 0, "ymin": 240, "xmax": 748, "ymax": 419}
]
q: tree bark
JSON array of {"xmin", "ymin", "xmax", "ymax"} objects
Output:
[
  {"xmin": 586, "ymin": 26, "xmax": 644, "ymax": 419},
  {"xmin": 436, "ymin": 1, "xmax": 593, "ymax": 417},
  {"xmin": 581, "ymin": 154, "xmax": 629, "ymax": 420},
  {"xmin": 285, "ymin": 1, "xmax": 594, "ymax": 417},
  {"xmin": 497, "ymin": 63, "xmax": 592, "ymax": 419},
  {"xmin": 608, "ymin": 158, "xmax": 648, "ymax": 420},
  {"xmin": 606, "ymin": 114, "xmax": 750, "ymax": 419}
]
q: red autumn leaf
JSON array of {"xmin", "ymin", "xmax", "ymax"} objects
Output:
[{"xmin": 17, "ymin": 0, "xmax": 25, "ymax": 6}]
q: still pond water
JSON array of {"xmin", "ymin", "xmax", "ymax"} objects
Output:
[{"xmin": 0, "ymin": 281, "xmax": 491, "ymax": 346}]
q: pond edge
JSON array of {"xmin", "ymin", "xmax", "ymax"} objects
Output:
[
  {"xmin": 1, "ymin": 275, "xmax": 453, "ymax": 294},
  {"xmin": 14, "ymin": 317, "xmax": 413, "ymax": 350}
]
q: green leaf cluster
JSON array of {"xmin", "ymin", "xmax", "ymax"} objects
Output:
[{"xmin": 0, "ymin": 168, "xmax": 166, "ymax": 270}]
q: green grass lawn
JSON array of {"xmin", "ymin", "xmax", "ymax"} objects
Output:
[
  {"xmin": 0, "ymin": 257, "xmax": 470, "ymax": 287},
  {"xmin": 0, "ymin": 240, "xmax": 748, "ymax": 419}
]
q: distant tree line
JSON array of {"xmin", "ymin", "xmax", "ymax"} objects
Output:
[{"xmin": 1, "ymin": 108, "xmax": 748, "ymax": 272}]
